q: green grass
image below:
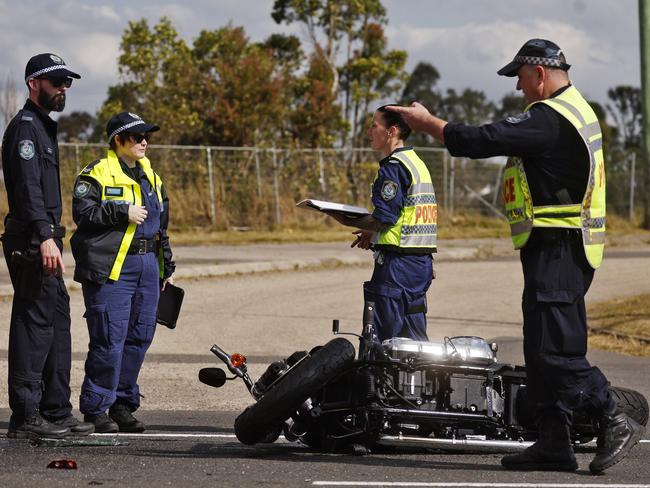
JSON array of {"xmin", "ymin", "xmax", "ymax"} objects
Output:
[{"xmin": 588, "ymin": 294, "xmax": 650, "ymax": 357}]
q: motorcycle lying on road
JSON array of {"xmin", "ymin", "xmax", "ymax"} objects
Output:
[{"xmin": 199, "ymin": 302, "xmax": 649, "ymax": 453}]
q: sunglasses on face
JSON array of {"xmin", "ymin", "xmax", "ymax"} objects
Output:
[
  {"xmin": 38, "ymin": 77, "xmax": 73, "ymax": 88},
  {"xmin": 128, "ymin": 133, "xmax": 149, "ymax": 144}
]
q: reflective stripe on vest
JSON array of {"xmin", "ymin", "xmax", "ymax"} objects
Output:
[
  {"xmin": 79, "ymin": 150, "xmax": 164, "ymax": 280},
  {"xmin": 502, "ymin": 85, "xmax": 606, "ymax": 268},
  {"xmin": 376, "ymin": 149, "xmax": 437, "ymax": 251}
]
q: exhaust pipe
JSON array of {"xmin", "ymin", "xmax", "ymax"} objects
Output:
[{"xmin": 377, "ymin": 434, "xmax": 534, "ymax": 452}]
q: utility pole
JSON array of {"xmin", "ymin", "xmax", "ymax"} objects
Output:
[{"xmin": 640, "ymin": 0, "xmax": 650, "ymax": 228}]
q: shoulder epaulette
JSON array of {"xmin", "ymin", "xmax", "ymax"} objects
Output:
[{"xmin": 80, "ymin": 159, "xmax": 102, "ymax": 174}]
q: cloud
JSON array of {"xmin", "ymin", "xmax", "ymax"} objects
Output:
[
  {"xmin": 387, "ymin": 15, "xmax": 639, "ymax": 107},
  {"xmin": 0, "ymin": 0, "xmax": 640, "ymax": 116}
]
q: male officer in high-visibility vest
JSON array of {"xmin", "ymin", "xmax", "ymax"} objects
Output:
[
  {"xmin": 388, "ymin": 39, "xmax": 644, "ymax": 474},
  {"xmin": 327, "ymin": 105, "xmax": 436, "ymax": 342}
]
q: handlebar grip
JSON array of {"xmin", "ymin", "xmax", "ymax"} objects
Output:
[{"xmin": 363, "ymin": 301, "xmax": 375, "ymax": 327}]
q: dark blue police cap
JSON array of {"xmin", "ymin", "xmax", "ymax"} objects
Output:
[
  {"xmin": 106, "ymin": 112, "xmax": 160, "ymax": 142},
  {"xmin": 25, "ymin": 53, "xmax": 81, "ymax": 82},
  {"xmin": 497, "ymin": 39, "xmax": 571, "ymax": 77}
]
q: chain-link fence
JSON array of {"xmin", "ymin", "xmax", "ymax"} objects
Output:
[{"xmin": 0, "ymin": 143, "xmax": 640, "ymax": 230}]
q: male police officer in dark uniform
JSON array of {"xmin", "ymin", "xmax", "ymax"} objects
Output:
[
  {"xmin": 1, "ymin": 53, "xmax": 93, "ymax": 437},
  {"xmin": 388, "ymin": 39, "xmax": 644, "ymax": 474}
]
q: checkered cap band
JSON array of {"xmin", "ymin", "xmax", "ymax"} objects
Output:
[
  {"xmin": 108, "ymin": 120, "xmax": 147, "ymax": 141},
  {"xmin": 25, "ymin": 65, "xmax": 70, "ymax": 81},
  {"xmin": 514, "ymin": 55, "xmax": 565, "ymax": 68}
]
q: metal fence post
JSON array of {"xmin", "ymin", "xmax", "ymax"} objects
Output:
[
  {"xmin": 206, "ymin": 147, "xmax": 216, "ymax": 225},
  {"xmin": 74, "ymin": 143, "xmax": 80, "ymax": 173},
  {"xmin": 630, "ymin": 151, "xmax": 637, "ymax": 222},
  {"xmin": 255, "ymin": 148, "xmax": 262, "ymax": 199},
  {"xmin": 272, "ymin": 148, "xmax": 281, "ymax": 225},
  {"xmin": 318, "ymin": 148, "xmax": 327, "ymax": 195},
  {"xmin": 492, "ymin": 164, "xmax": 504, "ymax": 207},
  {"xmin": 442, "ymin": 151, "xmax": 448, "ymax": 210},
  {"xmin": 449, "ymin": 157, "xmax": 455, "ymax": 216}
]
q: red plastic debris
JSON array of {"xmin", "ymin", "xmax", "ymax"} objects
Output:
[{"xmin": 47, "ymin": 459, "xmax": 78, "ymax": 469}]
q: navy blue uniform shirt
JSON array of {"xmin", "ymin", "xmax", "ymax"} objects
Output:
[
  {"xmin": 118, "ymin": 160, "xmax": 161, "ymax": 240},
  {"xmin": 371, "ymin": 146, "xmax": 413, "ymax": 225},
  {"xmin": 1, "ymin": 99, "xmax": 61, "ymax": 241},
  {"xmin": 443, "ymin": 86, "xmax": 588, "ymax": 206}
]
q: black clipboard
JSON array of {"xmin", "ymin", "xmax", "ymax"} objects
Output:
[{"xmin": 157, "ymin": 283, "xmax": 184, "ymax": 329}]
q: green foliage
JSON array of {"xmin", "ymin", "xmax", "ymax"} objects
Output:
[
  {"xmin": 439, "ymin": 88, "xmax": 496, "ymax": 126},
  {"xmin": 606, "ymin": 85, "xmax": 642, "ymax": 150},
  {"xmin": 58, "ymin": 111, "xmax": 96, "ymax": 142}
]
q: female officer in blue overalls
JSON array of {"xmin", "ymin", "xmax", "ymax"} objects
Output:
[
  {"xmin": 70, "ymin": 112, "xmax": 175, "ymax": 433},
  {"xmin": 326, "ymin": 105, "xmax": 437, "ymax": 341}
]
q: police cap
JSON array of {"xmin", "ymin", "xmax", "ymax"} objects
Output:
[
  {"xmin": 497, "ymin": 39, "xmax": 571, "ymax": 77},
  {"xmin": 106, "ymin": 112, "xmax": 160, "ymax": 142},
  {"xmin": 25, "ymin": 53, "xmax": 81, "ymax": 82}
]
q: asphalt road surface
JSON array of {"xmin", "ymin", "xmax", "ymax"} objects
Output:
[{"xmin": 0, "ymin": 241, "xmax": 649, "ymax": 487}]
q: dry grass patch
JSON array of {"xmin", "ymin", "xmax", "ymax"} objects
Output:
[{"xmin": 588, "ymin": 294, "xmax": 650, "ymax": 357}]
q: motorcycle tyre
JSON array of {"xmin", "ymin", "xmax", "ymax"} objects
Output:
[
  {"xmin": 610, "ymin": 386, "xmax": 649, "ymax": 426},
  {"xmin": 235, "ymin": 338, "xmax": 355, "ymax": 445}
]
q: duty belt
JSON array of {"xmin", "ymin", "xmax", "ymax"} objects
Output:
[
  {"xmin": 128, "ymin": 238, "xmax": 157, "ymax": 255},
  {"xmin": 3, "ymin": 217, "xmax": 66, "ymax": 238}
]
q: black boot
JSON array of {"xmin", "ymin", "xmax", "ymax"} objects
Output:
[
  {"xmin": 502, "ymin": 414, "xmax": 578, "ymax": 471},
  {"xmin": 48, "ymin": 415, "xmax": 95, "ymax": 436},
  {"xmin": 589, "ymin": 412, "xmax": 644, "ymax": 474},
  {"xmin": 109, "ymin": 401, "xmax": 145, "ymax": 433},
  {"xmin": 84, "ymin": 412, "xmax": 119, "ymax": 433},
  {"xmin": 6, "ymin": 410, "xmax": 70, "ymax": 439}
]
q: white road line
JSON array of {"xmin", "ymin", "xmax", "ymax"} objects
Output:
[
  {"xmin": 311, "ymin": 483, "xmax": 650, "ymax": 488},
  {"xmin": 91, "ymin": 433, "xmax": 238, "ymax": 439},
  {"xmin": 87, "ymin": 432, "xmax": 650, "ymax": 443}
]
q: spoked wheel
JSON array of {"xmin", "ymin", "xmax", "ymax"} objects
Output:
[{"xmin": 234, "ymin": 338, "xmax": 355, "ymax": 445}]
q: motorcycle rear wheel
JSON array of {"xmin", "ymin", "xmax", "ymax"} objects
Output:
[{"xmin": 234, "ymin": 337, "xmax": 355, "ymax": 445}]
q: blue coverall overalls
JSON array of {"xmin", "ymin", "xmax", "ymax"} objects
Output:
[
  {"xmin": 364, "ymin": 147, "xmax": 433, "ymax": 342},
  {"xmin": 79, "ymin": 161, "xmax": 162, "ymax": 415}
]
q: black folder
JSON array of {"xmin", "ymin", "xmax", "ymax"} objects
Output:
[{"xmin": 157, "ymin": 283, "xmax": 184, "ymax": 329}]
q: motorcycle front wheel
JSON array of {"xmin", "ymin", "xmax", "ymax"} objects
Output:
[{"xmin": 234, "ymin": 337, "xmax": 356, "ymax": 445}]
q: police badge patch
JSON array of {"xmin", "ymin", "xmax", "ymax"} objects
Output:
[
  {"xmin": 49, "ymin": 54, "xmax": 63, "ymax": 64},
  {"xmin": 74, "ymin": 180, "xmax": 91, "ymax": 198},
  {"xmin": 506, "ymin": 112, "xmax": 531, "ymax": 124},
  {"xmin": 18, "ymin": 140, "xmax": 35, "ymax": 160},
  {"xmin": 380, "ymin": 180, "xmax": 398, "ymax": 201}
]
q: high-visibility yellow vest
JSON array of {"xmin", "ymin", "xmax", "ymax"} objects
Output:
[
  {"xmin": 502, "ymin": 85, "xmax": 606, "ymax": 268},
  {"xmin": 376, "ymin": 149, "xmax": 437, "ymax": 253},
  {"xmin": 80, "ymin": 149, "xmax": 164, "ymax": 280}
]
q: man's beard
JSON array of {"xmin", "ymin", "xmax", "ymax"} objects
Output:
[{"xmin": 38, "ymin": 90, "xmax": 66, "ymax": 112}]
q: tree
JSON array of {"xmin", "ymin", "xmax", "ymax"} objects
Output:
[
  {"xmin": 271, "ymin": 0, "xmax": 386, "ymax": 99},
  {"xmin": 96, "ymin": 17, "xmax": 201, "ymax": 144},
  {"xmin": 339, "ymin": 22, "xmax": 407, "ymax": 148},
  {"xmin": 190, "ymin": 25, "xmax": 294, "ymax": 146},
  {"xmin": 494, "ymin": 93, "xmax": 525, "ymax": 121},
  {"xmin": 400, "ymin": 62, "xmax": 442, "ymax": 147},
  {"xmin": 606, "ymin": 86, "xmax": 642, "ymax": 150},
  {"xmin": 58, "ymin": 111, "xmax": 96, "ymax": 142},
  {"xmin": 438, "ymin": 88, "xmax": 495, "ymax": 126},
  {"xmin": 401, "ymin": 62, "xmax": 441, "ymax": 109},
  {"xmin": 0, "ymin": 74, "xmax": 19, "ymax": 134}
]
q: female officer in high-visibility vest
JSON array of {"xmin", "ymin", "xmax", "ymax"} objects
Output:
[
  {"xmin": 70, "ymin": 112, "xmax": 175, "ymax": 434},
  {"xmin": 327, "ymin": 105, "xmax": 437, "ymax": 341}
]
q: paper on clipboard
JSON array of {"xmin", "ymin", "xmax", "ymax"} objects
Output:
[{"xmin": 296, "ymin": 199, "xmax": 370, "ymax": 218}]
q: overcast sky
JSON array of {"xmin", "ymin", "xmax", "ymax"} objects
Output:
[{"xmin": 0, "ymin": 0, "xmax": 641, "ymax": 119}]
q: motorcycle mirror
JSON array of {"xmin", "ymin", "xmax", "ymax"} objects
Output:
[
  {"xmin": 332, "ymin": 319, "xmax": 339, "ymax": 335},
  {"xmin": 198, "ymin": 367, "xmax": 227, "ymax": 388}
]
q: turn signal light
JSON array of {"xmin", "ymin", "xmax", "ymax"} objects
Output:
[{"xmin": 230, "ymin": 353, "xmax": 247, "ymax": 368}]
